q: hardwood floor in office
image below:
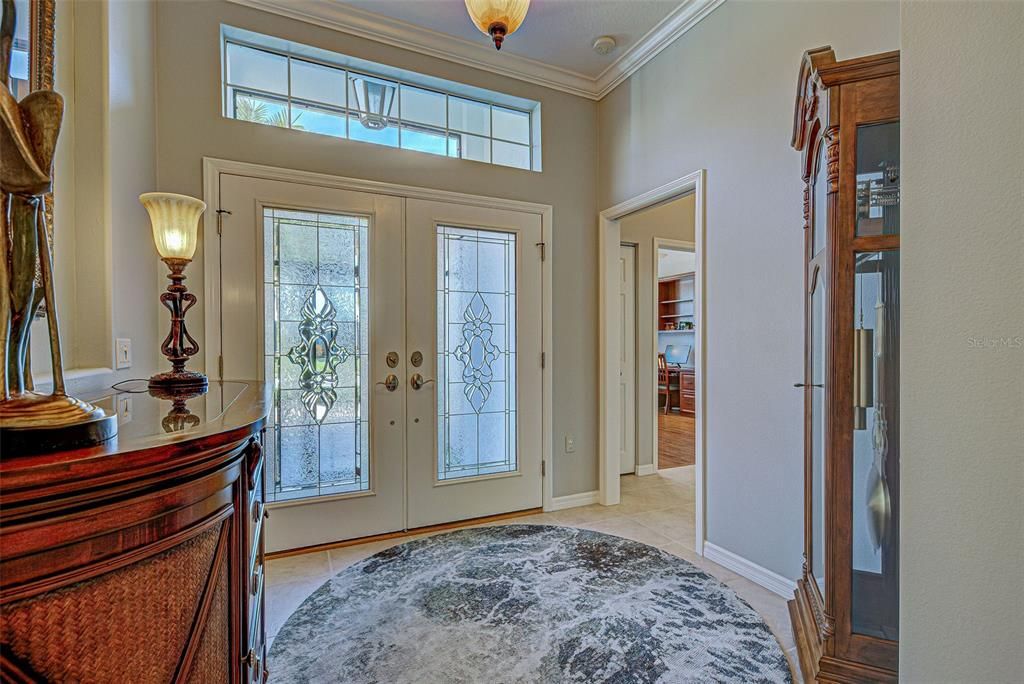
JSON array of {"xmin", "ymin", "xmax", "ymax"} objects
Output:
[{"xmin": 659, "ymin": 413, "xmax": 695, "ymax": 468}]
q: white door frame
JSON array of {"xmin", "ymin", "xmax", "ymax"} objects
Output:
[
  {"xmin": 650, "ymin": 237, "xmax": 696, "ymax": 476},
  {"xmin": 619, "ymin": 243, "xmax": 638, "ymax": 476},
  {"xmin": 598, "ymin": 169, "xmax": 706, "ymax": 554},
  {"xmin": 201, "ymin": 157, "xmax": 556, "ymax": 514}
]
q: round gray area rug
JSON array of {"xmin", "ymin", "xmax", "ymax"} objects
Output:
[{"xmin": 268, "ymin": 525, "xmax": 792, "ymax": 683}]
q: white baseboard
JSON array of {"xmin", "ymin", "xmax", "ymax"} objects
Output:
[
  {"xmin": 702, "ymin": 542, "xmax": 797, "ymax": 599},
  {"xmin": 636, "ymin": 463, "xmax": 657, "ymax": 476},
  {"xmin": 547, "ymin": 490, "xmax": 600, "ymax": 511}
]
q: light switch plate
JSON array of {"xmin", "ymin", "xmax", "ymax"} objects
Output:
[
  {"xmin": 115, "ymin": 338, "xmax": 132, "ymax": 369},
  {"xmin": 564, "ymin": 436, "xmax": 576, "ymax": 453}
]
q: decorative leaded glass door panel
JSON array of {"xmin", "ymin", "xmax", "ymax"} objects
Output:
[
  {"xmin": 405, "ymin": 199, "xmax": 544, "ymax": 528},
  {"xmin": 217, "ymin": 175, "xmax": 405, "ymax": 553}
]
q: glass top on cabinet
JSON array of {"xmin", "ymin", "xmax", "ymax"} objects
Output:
[
  {"xmin": 88, "ymin": 381, "xmax": 253, "ymax": 443},
  {"xmin": 855, "ymin": 122, "xmax": 900, "ymax": 237}
]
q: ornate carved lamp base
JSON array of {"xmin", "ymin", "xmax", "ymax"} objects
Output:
[
  {"xmin": 0, "ymin": 392, "xmax": 117, "ymax": 456},
  {"xmin": 148, "ymin": 370, "xmax": 208, "ymax": 393},
  {"xmin": 149, "ymin": 257, "xmax": 207, "ymax": 394}
]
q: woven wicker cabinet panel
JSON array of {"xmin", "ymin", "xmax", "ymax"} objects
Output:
[
  {"xmin": 2, "ymin": 525, "xmax": 223, "ymax": 682},
  {"xmin": 0, "ymin": 382, "xmax": 270, "ymax": 684}
]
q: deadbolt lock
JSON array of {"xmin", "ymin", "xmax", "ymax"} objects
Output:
[
  {"xmin": 410, "ymin": 351, "xmax": 423, "ymax": 367},
  {"xmin": 386, "ymin": 351, "xmax": 400, "ymax": 368}
]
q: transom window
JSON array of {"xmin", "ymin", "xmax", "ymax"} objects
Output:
[{"xmin": 221, "ymin": 30, "xmax": 539, "ymax": 171}]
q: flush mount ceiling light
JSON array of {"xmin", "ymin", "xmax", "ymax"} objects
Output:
[{"xmin": 465, "ymin": 0, "xmax": 530, "ymax": 50}]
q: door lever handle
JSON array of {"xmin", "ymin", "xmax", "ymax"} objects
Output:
[
  {"xmin": 410, "ymin": 373, "xmax": 435, "ymax": 391},
  {"xmin": 376, "ymin": 374, "xmax": 399, "ymax": 392}
]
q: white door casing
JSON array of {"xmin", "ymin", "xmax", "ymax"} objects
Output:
[
  {"xmin": 619, "ymin": 244, "xmax": 637, "ymax": 475},
  {"xmin": 598, "ymin": 170, "xmax": 706, "ymax": 554}
]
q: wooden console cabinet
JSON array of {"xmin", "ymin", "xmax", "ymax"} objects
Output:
[
  {"xmin": 789, "ymin": 47, "xmax": 901, "ymax": 683},
  {"xmin": 0, "ymin": 381, "xmax": 270, "ymax": 683}
]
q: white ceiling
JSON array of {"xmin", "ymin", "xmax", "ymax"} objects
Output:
[
  {"xmin": 337, "ymin": 0, "xmax": 685, "ymax": 79},
  {"xmin": 230, "ymin": 0, "xmax": 723, "ymax": 98}
]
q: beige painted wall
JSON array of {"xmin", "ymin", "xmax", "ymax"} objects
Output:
[
  {"xmin": 598, "ymin": 0, "xmax": 899, "ymax": 579},
  {"xmin": 620, "ymin": 194, "xmax": 696, "ymax": 468},
  {"xmin": 152, "ymin": 1, "xmax": 600, "ymax": 497},
  {"xmin": 900, "ymin": 1, "xmax": 1024, "ymax": 679}
]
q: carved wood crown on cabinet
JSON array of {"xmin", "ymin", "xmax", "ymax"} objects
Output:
[
  {"xmin": 0, "ymin": 382, "xmax": 271, "ymax": 684},
  {"xmin": 788, "ymin": 46, "xmax": 901, "ymax": 684}
]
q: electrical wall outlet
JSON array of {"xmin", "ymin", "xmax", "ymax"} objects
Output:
[
  {"xmin": 564, "ymin": 435, "xmax": 576, "ymax": 453},
  {"xmin": 115, "ymin": 338, "xmax": 132, "ymax": 369}
]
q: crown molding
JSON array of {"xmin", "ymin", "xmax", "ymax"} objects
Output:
[
  {"xmin": 593, "ymin": 0, "xmax": 726, "ymax": 99},
  {"xmin": 225, "ymin": 0, "xmax": 724, "ymax": 101}
]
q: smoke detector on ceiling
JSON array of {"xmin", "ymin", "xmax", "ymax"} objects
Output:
[{"xmin": 592, "ymin": 36, "xmax": 617, "ymax": 56}]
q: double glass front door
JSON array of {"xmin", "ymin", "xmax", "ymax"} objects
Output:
[{"xmin": 217, "ymin": 176, "xmax": 543, "ymax": 552}]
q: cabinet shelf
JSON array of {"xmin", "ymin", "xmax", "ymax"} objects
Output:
[
  {"xmin": 661, "ymin": 298, "xmax": 694, "ymax": 304},
  {"xmin": 660, "ymin": 314, "xmax": 693, "ymax": 318}
]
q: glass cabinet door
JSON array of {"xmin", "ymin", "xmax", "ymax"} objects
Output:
[
  {"xmin": 855, "ymin": 123, "xmax": 900, "ymax": 237},
  {"xmin": 850, "ymin": 121, "xmax": 900, "ymax": 640},
  {"xmin": 851, "ymin": 251, "xmax": 900, "ymax": 639},
  {"xmin": 809, "ymin": 268, "xmax": 826, "ymax": 595},
  {"xmin": 807, "ymin": 135, "xmax": 829, "ymax": 598}
]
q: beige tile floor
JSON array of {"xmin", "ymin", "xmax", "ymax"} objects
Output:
[{"xmin": 265, "ymin": 466, "xmax": 800, "ymax": 681}]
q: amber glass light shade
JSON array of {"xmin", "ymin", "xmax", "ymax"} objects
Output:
[
  {"xmin": 139, "ymin": 192, "xmax": 206, "ymax": 261},
  {"xmin": 464, "ymin": 0, "xmax": 530, "ymax": 49}
]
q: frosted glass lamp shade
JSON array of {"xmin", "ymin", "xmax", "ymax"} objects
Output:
[
  {"xmin": 464, "ymin": 0, "xmax": 530, "ymax": 49},
  {"xmin": 139, "ymin": 192, "xmax": 206, "ymax": 261}
]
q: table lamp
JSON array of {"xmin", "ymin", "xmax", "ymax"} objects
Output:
[{"xmin": 140, "ymin": 192, "xmax": 208, "ymax": 392}]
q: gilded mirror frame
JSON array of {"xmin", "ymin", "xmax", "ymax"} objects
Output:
[{"xmin": 28, "ymin": 0, "xmax": 55, "ymax": 91}]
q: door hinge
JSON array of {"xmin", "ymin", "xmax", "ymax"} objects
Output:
[
  {"xmin": 541, "ymin": 352, "xmax": 546, "ymax": 369},
  {"xmin": 215, "ymin": 208, "xmax": 232, "ymax": 236},
  {"xmin": 542, "ymin": 460, "xmax": 546, "ymax": 477},
  {"xmin": 217, "ymin": 355, "xmax": 224, "ymax": 379},
  {"xmin": 535, "ymin": 241, "xmax": 546, "ymax": 262}
]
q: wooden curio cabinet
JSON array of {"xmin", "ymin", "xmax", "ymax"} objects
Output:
[{"xmin": 788, "ymin": 47, "xmax": 901, "ymax": 683}]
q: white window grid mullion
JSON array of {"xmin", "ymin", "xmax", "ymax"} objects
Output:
[
  {"xmin": 224, "ymin": 37, "xmax": 535, "ymax": 169},
  {"xmin": 445, "ymin": 93, "xmax": 452, "ymax": 157}
]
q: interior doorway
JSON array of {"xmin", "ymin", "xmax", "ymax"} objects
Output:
[
  {"xmin": 655, "ymin": 242, "xmax": 697, "ymax": 471},
  {"xmin": 598, "ymin": 170, "xmax": 706, "ymax": 553}
]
